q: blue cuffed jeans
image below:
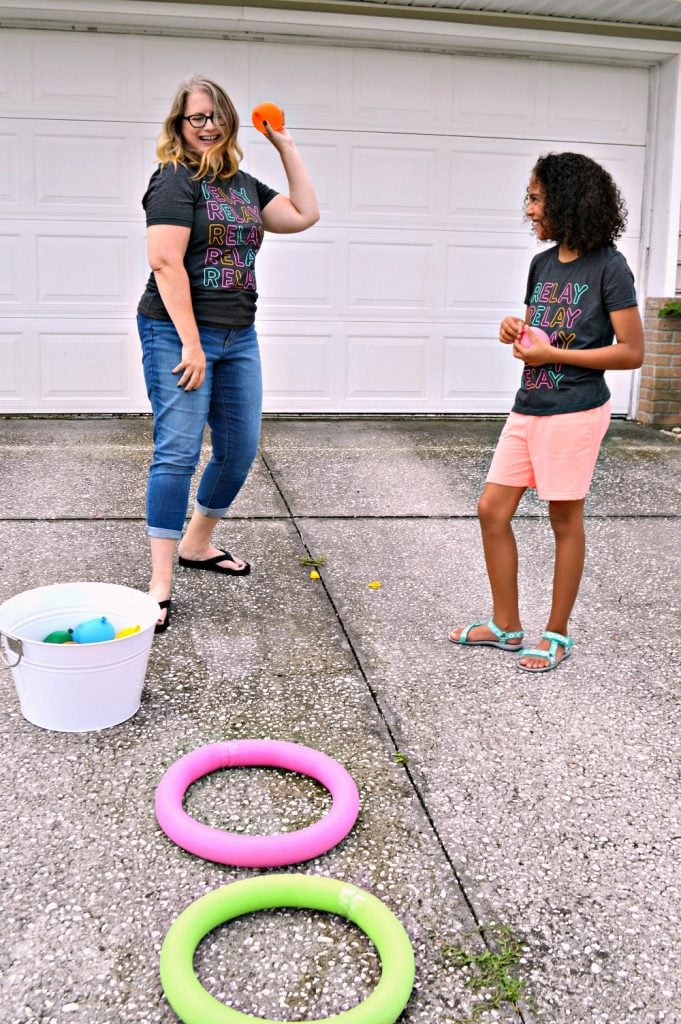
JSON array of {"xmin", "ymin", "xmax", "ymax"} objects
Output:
[{"xmin": 138, "ymin": 314, "xmax": 262, "ymax": 539}]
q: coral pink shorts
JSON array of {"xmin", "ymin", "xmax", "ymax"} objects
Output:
[{"xmin": 486, "ymin": 401, "xmax": 611, "ymax": 501}]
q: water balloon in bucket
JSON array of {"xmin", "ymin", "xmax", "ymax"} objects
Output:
[
  {"xmin": 72, "ymin": 616, "xmax": 116, "ymax": 644},
  {"xmin": 43, "ymin": 628, "xmax": 74, "ymax": 644},
  {"xmin": 115, "ymin": 625, "xmax": 141, "ymax": 639},
  {"xmin": 251, "ymin": 102, "xmax": 285, "ymax": 135},
  {"xmin": 519, "ymin": 325, "xmax": 551, "ymax": 349}
]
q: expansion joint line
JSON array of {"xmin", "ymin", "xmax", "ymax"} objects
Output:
[{"xmin": 260, "ymin": 454, "xmax": 527, "ymax": 1020}]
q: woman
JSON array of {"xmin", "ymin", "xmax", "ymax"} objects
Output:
[{"xmin": 137, "ymin": 76, "xmax": 319, "ymax": 633}]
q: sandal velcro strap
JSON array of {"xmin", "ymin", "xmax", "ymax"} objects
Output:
[
  {"xmin": 452, "ymin": 618, "xmax": 524, "ymax": 651},
  {"xmin": 457, "ymin": 621, "xmax": 485, "ymax": 644},
  {"xmin": 518, "ymin": 631, "xmax": 573, "ymax": 672},
  {"xmin": 542, "ymin": 631, "xmax": 573, "ymax": 651},
  {"xmin": 489, "ymin": 620, "xmax": 524, "ymax": 643}
]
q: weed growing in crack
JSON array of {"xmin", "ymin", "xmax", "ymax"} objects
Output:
[{"xmin": 442, "ymin": 923, "xmax": 531, "ymax": 1022}]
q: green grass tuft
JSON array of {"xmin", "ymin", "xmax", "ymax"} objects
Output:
[{"xmin": 442, "ymin": 924, "xmax": 530, "ymax": 1022}]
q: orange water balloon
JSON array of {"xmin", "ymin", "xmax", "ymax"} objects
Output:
[{"xmin": 251, "ymin": 102, "xmax": 285, "ymax": 134}]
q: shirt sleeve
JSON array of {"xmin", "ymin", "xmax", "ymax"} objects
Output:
[
  {"xmin": 602, "ymin": 250, "xmax": 638, "ymax": 312},
  {"xmin": 142, "ymin": 164, "xmax": 196, "ymax": 228},
  {"xmin": 255, "ymin": 177, "xmax": 279, "ymax": 210}
]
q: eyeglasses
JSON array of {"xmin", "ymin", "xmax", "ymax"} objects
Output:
[{"xmin": 182, "ymin": 112, "xmax": 226, "ymax": 128}]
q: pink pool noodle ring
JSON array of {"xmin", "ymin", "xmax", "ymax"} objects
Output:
[{"xmin": 155, "ymin": 739, "xmax": 360, "ymax": 867}]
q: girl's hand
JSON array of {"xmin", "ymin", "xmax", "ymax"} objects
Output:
[
  {"xmin": 499, "ymin": 317, "xmax": 525, "ymax": 345},
  {"xmin": 512, "ymin": 326, "xmax": 554, "ymax": 365},
  {"xmin": 173, "ymin": 342, "xmax": 206, "ymax": 391}
]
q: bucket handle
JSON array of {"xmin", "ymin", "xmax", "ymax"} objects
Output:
[{"xmin": 0, "ymin": 630, "xmax": 23, "ymax": 669}]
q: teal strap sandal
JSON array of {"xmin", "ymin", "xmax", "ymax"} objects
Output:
[
  {"xmin": 451, "ymin": 618, "xmax": 524, "ymax": 652},
  {"xmin": 518, "ymin": 630, "xmax": 573, "ymax": 673}
]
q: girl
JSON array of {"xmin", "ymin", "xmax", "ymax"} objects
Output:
[
  {"xmin": 137, "ymin": 76, "xmax": 319, "ymax": 633},
  {"xmin": 450, "ymin": 152, "xmax": 644, "ymax": 672}
]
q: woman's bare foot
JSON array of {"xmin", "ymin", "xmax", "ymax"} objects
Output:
[
  {"xmin": 176, "ymin": 545, "xmax": 248, "ymax": 572},
  {"xmin": 149, "ymin": 582, "xmax": 172, "ymax": 630}
]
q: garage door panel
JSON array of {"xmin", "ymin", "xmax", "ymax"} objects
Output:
[
  {"xmin": 28, "ymin": 33, "xmax": 134, "ymax": 112},
  {"xmin": 36, "ymin": 233, "xmax": 129, "ymax": 306},
  {"xmin": 0, "ymin": 131, "xmax": 19, "ymax": 203},
  {"xmin": 248, "ymin": 44, "xmax": 347, "ymax": 125},
  {"xmin": 0, "ymin": 31, "xmax": 28, "ymax": 105},
  {"xmin": 350, "ymin": 143, "xmax": 439, "ymax": 217},
  {"xmin": 348, "ymin": 240, "xmax": 435, "ymax": 310},
  {"xmin": 260, "ymin": 327, "xmax": 333, "ymax": 403},
  {"xmin": 0, "ymin": 234, "xmax": 21, "ymax": 302},
  {"xmin": 546, "ymin": 63, "xmax": 648, "ymax": 143},
  {"xmin": 351, "ymin": 49, "xmax": 448, "ymax": 130},
  {"xmin": 38, "ymin": 328, "xmax": 130, "ymax": 400},
  {"xmin": 444, "ymin": 327, "xmax": 520, "ymax": 410},
  {"xmin": 13, "ymin": 222, "xmax": 145, "ymax": 316},
  {"xmin": 2, "ymin": 318, "xmax": 146, "ymax": 412},
  {"xmin": 256, "ymin": 237, "xmax": 337, "ymax": 312},
  {"xmin": 5, "ymin": 119, "xmax": 156, "ymax": 219},
  {"xmin": 451, "ymin": 58, "xmax": 540, "ymax": 135},
  {"xmin": 0, "ymin": 331, "xmax": 24, "ymax": 400},
  {"xmin": 446, "ymin": 237, "xmax": 533, "ymax": 313},
  {"xmin": 605, "ymin": 369, "xmax": 634, "ymax": 411},
  {"xmin": 447, "ymin": 145, "xmax": 533, "ymax": 228},
  {"xmin": 245, "ymin": 136, "xmax": 340, "ymax": 218},
  {"xmin": 346, "ymin": 331, "xmax": 430, "ymax": 402},
  {"xmin": 451, "ymin": 57, "xmax": 648, "ymax": 146},
  {"xmin": 34, "ymin": 133, "xmax": 129, "ymax": 208},
  {"xmin": 140, "ymin": 36, "xmax": 248, "ymax": 118}
]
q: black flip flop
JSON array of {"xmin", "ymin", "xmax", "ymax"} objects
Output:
[
  {"xmin": 178, "ymin": 548, "xmax": 250, "ymax": 577},
  {"xmin": 154, "ymin": 598, "xmax": 172, "ymax": 635}
]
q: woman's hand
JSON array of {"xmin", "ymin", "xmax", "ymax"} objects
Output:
[
  {"xmin": 262, "ymin": 122, "xmax": 294, "ymax": 154},
  {"xmin": 173, "ymin": 341, "xmax": 206, "ymax": 391},
  {"xmin": 499, "ymin": 316, "xmax": 525, "ymax": 345}
]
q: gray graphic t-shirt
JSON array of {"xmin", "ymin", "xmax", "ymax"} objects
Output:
[
  {"xmin": 138, "ymin": 163, "xmax": 278, "ymax": 328},
  {"xmin": 513, "ymin": 245, "xmax": 638, "ymax": 416}
]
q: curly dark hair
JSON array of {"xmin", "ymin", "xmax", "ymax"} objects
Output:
[{"xmin": 527, "ymin": 152, "xmax": 628, "ymax": 252}]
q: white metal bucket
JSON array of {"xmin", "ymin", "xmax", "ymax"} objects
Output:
[{"xmin": 0, "ymin": 582, "xmax": 160, "ymax": 732}]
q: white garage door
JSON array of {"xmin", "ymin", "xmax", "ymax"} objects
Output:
[{"xmin": 0, "ymin": 28, "xmax": 649, "ymax": 414}]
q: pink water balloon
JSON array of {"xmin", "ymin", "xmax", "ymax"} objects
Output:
[{"xmin": 519, "ymin": 325, "xmax": 551, "ymax": 348}]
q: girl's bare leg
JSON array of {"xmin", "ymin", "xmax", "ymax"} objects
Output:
[
  {"xmin": 519, "ymin": 498, "xmax": 585, "ymax": 669},
  {"xmin": 450, "ymin": 483, "xmax": 526, "ymax": 645}
]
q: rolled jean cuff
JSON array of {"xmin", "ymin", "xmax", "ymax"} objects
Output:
[
  {"xmin": 195, "ymin": 499, "xmax": 228, "ymax": 519},
  {"xmin": 146, "ymin": 525, "xmax": 183, "ymax": 540}
]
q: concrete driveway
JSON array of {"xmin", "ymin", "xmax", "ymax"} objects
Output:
[{"xmin": 0, "ymin": 415, "xmax": 679, "ymax": 1024}]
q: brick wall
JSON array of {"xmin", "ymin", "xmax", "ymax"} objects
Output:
[{"xmin": 637, "ymin": 298, "xmax": 681, "ymax": 426}]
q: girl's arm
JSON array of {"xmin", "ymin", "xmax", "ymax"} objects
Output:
[
  {"xmin": 146, "ymin": 224, "xmax": 206, "ymax": 391},
  {"xmin": 260, "ymin": 127, "xmax": 320, "ymax": 233},
  {"xmin": 513, "ymin": 306, "xmax": 644, "ymax": 371}
]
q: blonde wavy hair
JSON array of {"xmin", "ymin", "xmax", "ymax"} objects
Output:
[{"xmin": 156, "ymin": 75, "xmax": 242, "ymax": 180}]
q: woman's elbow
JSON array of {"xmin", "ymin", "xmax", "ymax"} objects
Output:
[
  {"xmin": 149, "ymin": 255, "xmax": 179, "ymax": 276},
  {"xmin": 285, "ymin": 209, "xmax": 320, "ymax": 233}
]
